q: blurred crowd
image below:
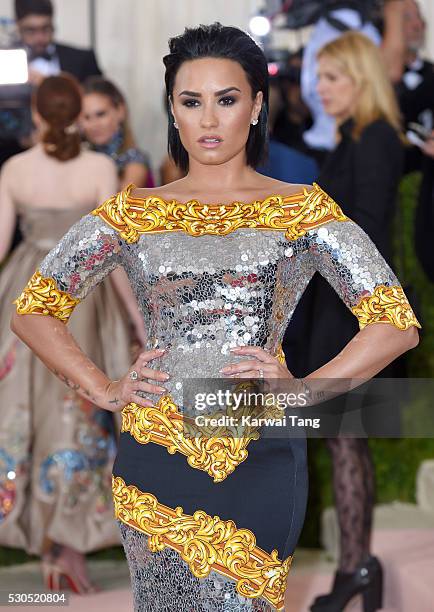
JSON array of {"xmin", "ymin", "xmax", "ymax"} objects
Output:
[{"xmin": 0, "ymin": 0, "xmax": 433, "ymax": 605}]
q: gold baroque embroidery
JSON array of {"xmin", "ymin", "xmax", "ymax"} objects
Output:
[
  {"xmin": 352, "ymin": 284, "xmax": 421, "ymax": 330},
  {"xmin": 92, "ymin": 182, "xmax": 348, "ymax": 243},
  {"xmin": 112, "ymin": 476, "xmax": 291, "ymax": 610},
  {"xmin": 14, "ymin": 270, "xmax": 79, "ymax": 323},
  {"xmin": 275, "ymin": 344, "xmax": 287, "ymax": 365},
  {"xmin": 121, "ymin": 395, "xmax": 260, "ymax": 483}
]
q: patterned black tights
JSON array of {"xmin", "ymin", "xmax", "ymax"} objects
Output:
[{"xmin": 326, "ymin": 438, "xmax": 376, "ymax": 572}]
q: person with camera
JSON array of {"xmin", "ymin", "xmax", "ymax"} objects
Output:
[{"xmin": 301, "ymin": 0, "xmax": 406, "ymax": 159}]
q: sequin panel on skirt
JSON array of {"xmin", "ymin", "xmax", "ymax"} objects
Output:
[{"xmin": 118, "ymin": 520, "xmax": 275, "ymax": 612}]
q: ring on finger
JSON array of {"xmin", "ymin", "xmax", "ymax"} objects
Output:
[
  {"xmin": 258, "ymin": 368, "xmax": 264, "ymax": 379},
  {"xmin": 129, "ymin": 370, "xmax": 139, "ymax": 381}
]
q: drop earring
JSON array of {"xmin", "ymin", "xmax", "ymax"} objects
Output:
[{"xmin": 251, "ymin": 118, "xmax": 258, "ymax": 126}]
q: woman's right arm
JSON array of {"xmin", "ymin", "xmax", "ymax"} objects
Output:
[{"xmin": 10, "ymin": 211, "xmax": 168, "ymax": 411}]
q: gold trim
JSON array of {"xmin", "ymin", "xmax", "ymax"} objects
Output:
[
  {"xmin": 121, "ymin": 395, "xmax": 260, "ymax": 483},
  {"xmin": 14, "ymin": 270, "xmax": 80, "ymax": 323},
  {"xmin": 112, "ymin": 476, "xmax": 291, "ymax": 610},
  {"xmin": 121, "ymin": 349, "xmax": 289, "ymax": 482},
  {"xmin": 275, "ymin": 344, "xmax": 287, "ymax": 365},
  {"xmin": 92, "ymin": 182, "xmax": 348, "ymax": 243},
  {"xmin": 352, "ymin": 284, "xmax": 421, "ymax": 330}
]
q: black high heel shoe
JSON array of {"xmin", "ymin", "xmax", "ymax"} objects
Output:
[{"xmin": 310, "ymin": 556, "xmax": 383, "ymax": 612}]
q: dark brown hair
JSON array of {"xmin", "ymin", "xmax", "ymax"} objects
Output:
[
  {"xmin": 35, "ymin": 74, "xmax": 82, "ymax": 162},
  {"xmin": 15, "ymin": 0, "xmax": 53, "ymax": 20},
  {"xmin": 82, "ymin": 76, "xmax": 136, "ymax": 152}
]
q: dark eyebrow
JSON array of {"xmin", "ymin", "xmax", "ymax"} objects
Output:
[
  {"xmin": 215, "ymin": 87, "xmax": 241, "ymax": 96},
  {"xmin": 178, "ymin": 86, "xmax": 241, "ymax": 98}
]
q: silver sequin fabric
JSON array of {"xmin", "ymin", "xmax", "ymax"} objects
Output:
[
  {"xmin": 118, "ymin": 520, "xmax": 274, "ymax": 612},
  {"xmin": 40, "ymin": 214, "xmax": 397, "ymax": 406}
]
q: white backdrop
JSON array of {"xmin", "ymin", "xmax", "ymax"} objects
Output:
[
  {"xmin": 1, "ymin": 0, "xmax": 434, "ymax": 170},
  {"xmin": 94, "ymin": 0, "xmax": 258, "ymax": 170}
]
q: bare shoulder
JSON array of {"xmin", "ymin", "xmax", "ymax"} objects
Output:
[
  {"xmin": 80, "ymin": 149, "xmax": 117, "ymax": 172},
  {"xmin": 0, "ymin": 147, "xmax": 35, "ymax": 176}
]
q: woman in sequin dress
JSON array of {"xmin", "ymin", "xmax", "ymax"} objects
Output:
[
  {"xmin": 81, "ymin": 76, "xmax": 154, "ymax": 190},
  {"xmin": 0, "ymin": 75, "xmax": 134, "ymax": 593},
  {"xmin": 11, "ymin": 25, "xmax": 420, "ymax": 611}
]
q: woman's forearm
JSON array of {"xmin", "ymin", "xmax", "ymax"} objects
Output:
[
  {"xmin": 11, "ymin": 312, "xmax": 114, "ymax": 409},
  {"xmin": 305, "ymin": 323, "xmax": 419, "ymax": 394}
]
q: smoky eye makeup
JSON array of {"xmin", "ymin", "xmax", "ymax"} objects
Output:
[
  {"xmin": 181, "ymin": 98, "xmax": 200, "ymax": 107},
  {"xmin": 218, "ymin": 95, "xmax": 237, "ymax": 106},
  {"xmin": 181, "ymin": 95, "xmax": 238, "ymax": 108}
]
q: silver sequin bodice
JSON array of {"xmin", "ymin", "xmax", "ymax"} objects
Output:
[{"xmin": 40, "ymin": 211, "xmax": 398, "ymax": 404}]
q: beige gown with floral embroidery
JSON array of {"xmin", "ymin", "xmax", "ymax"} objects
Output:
[{"xmin": 0, "ymin": 205, "xmax": 132, "ymax": 555}]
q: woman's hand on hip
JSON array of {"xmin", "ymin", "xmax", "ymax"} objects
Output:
[
  {"xmin": 102, "ymin": 348, "xmax": 169, "ymax": 411},
  {"xmin": 220, "ymin": 346, "xmax": 293, "ymax": 382}
]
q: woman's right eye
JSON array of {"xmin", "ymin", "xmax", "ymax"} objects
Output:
[{"xmin": 182, "ymin": 99, "xmax": 200, "ymax": 108}]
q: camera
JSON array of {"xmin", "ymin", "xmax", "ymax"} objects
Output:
[
  {"xmin": 280, "ymin": 0, "xmax": 384, "ymax": 30},
  {"xmin": 0, "ymin": 17, "xmax": 31, "ymax": 141}
]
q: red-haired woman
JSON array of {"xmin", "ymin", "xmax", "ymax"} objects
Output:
[{"xmin": 0, "ymin": 75, "xmax": 137, "ymax": 593}]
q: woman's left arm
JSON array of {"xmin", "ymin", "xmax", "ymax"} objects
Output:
[
  {"xmin": 304, "ymin": 210, "xmax": 420, "ymax": 387},
  {"xmin": 222, "ymin": 197, "xmax": 420, "ymax": 392},
  {"xmin": 307, "ymin": 320, "xmax": 418, "ymax": 383}
]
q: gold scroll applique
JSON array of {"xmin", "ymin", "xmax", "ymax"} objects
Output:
[
  {"xmin": 275, "ymin": 344, "xmax": 287, "ymax": 365},
  {"xmin": 14, "ymin": 270, "xmax": 80, "ymax": 323},
  {"xmin": 92, "ymin": 182, "xmax": 348, "ymax": 243},
  {"xmin": 121, "ymin": 348, "xmax": 289, "ymax": 482},
  {"xmin": 112, "ymin": 476, "xmax": 291, "ymax": 610},
  {"xmin": 352, "ymin": 284, "xmax": 421, "ymax": 330},
  {"xmin": 121, "ymin": 394, "xmax": 260, "ymax": 483}
]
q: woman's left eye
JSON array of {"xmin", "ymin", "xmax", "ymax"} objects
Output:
[{"xmin": 219, "ymin": 96, "xmax": 236, "ymax": 106}]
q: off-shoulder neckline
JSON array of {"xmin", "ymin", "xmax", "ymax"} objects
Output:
[{"xmin": 125, "ymin": 183, "xmax": 317, "ymax": 207}]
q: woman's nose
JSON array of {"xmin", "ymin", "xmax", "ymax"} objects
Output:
[{"xmin": 200, "ymin": 104, "xmax": 218, "ymax": 128}]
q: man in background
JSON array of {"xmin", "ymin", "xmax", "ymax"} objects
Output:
[
  {"xmin": 15, "ymin": 0, "xmax": 102, "ymax": 87},
  {"xmin": 398, "ymin": 0, "xmax": 434, "ymax": 172},
  {"xmin": 1, "ymin": 0, "xmax": 103, "ymax": 251}
]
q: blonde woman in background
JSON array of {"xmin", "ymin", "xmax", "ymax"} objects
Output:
[{"xmin": 300, "ymin": 32, "xmax": 406, "ymax": 612}]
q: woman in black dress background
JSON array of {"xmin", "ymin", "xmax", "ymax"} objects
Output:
[{"xmin": 302, "ymin": 33, "xmax": 405, "ymax": 612}]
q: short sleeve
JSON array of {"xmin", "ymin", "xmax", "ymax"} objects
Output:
[
  {"xmin": 14, "ymin": 214, "xmax": 123, "ymax": 323},
  {"xmin": 306, "ymin": 218, "xmax": 421, "ymax": 331}
]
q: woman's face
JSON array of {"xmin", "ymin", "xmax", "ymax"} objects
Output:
[
  {"xmin": 171, "ymin": 57, "xmax": 263, "ymax": 167},
  {"xmin": 80, "ymin": 93, "xmax": 125, "ymax": 145},
  {"xmin": 317, "ymin": 55, "xmax": 359, "ymax": 123}
]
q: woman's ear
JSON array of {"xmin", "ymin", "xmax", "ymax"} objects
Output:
[{"xmin": 251, "ymin": 90, "xmax": 263, "ymax": 123}]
